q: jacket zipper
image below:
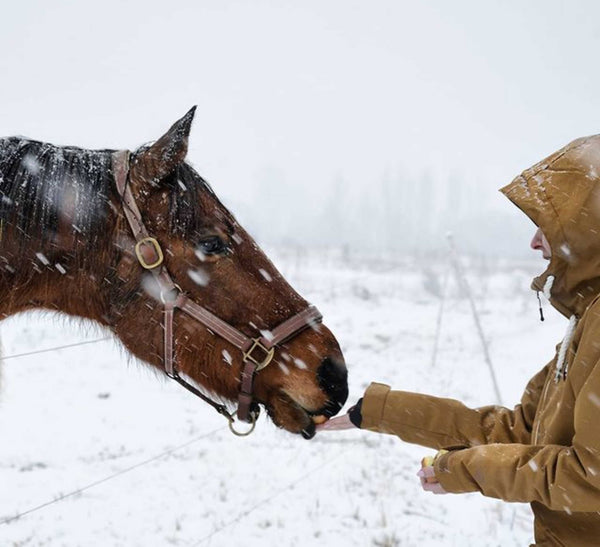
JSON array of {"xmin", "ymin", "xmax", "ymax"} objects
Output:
[{"xmin": 533, "ymin": 372, "xmax": 553, "ymax": 444}]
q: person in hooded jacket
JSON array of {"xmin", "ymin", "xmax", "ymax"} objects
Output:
[{"xmin": 319, "ymin": 136, "xmax": 600, "ymax": 546}]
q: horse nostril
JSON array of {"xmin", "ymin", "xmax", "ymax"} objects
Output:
[{"xmin": 317, "ymin": 357, "xmax": 349, "ymax": 417}]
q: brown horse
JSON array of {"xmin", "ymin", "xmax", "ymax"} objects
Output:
[{"xmin": 0, "ymin": 107, "xmax": 348, "ymax": 438}]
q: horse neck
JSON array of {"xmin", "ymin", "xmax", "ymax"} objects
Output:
[
  {"xmin": 0, "ymin": 215, "xmax": 121, "ymax": 325},
  {"xmin": 0, "ymin": 237, "xmax": 118, "ymax": 324}
]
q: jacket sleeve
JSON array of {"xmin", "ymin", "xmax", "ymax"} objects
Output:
[
  {"xmin": 433, "ymin": 299, "xmax": 600, "ymax": 512},
  {"xmin": 360, "ymin": 362, "xmax": 551, "ymax": 450},
  {"xmin": 434, "ymin": 354, "xmax": 600, "ymax": 511}
]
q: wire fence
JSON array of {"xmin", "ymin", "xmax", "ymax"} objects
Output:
[
  {"xmin": 0, "ymin": 337, "xmax": 111, "ymax": 362},
  {"xmin": 0, "ymin": 330, "xmax": 354, "ymax": 543},
  {"xmin": 0, "ymin": 426, "xmax": 227, "ymax": 527},
  {"xmin": 192, "ymin": 448, "xmax": 350, "ymax": 546},
  {"xmin": 0, "ymin": 331, "xmax": 351, "ymax": 541}
]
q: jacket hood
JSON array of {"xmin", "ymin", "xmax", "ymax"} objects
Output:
[{"xmin": 500, "ymin": 135, "xmax": 600, "ymax": 318}]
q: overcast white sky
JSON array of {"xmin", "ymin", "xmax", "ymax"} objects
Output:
[{"xmin": 2, "ymin": 1, "xmax": 600, "ymax": 249}]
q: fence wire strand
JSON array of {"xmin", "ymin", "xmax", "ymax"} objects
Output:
[
  {"xmin": 0, "ymin": 337, "xmax": 112, "ymax": 362},
  {"xmin": 193, "ymin": 448, "xmax": 350, "ymax": 546},
  {"xmin": 0, "ymin": 426, "xmax": 226, "ymax": 526}
]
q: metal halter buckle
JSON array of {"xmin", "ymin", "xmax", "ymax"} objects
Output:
[
  {"xmin": 243, "ymin": 338, "xmax": 275, "ymax": 371},
  {"xmin": 135, "ymin": 237, "xmax": 164, "ymax": 269}
]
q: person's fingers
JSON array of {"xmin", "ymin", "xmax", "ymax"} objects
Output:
[
  {"xmin": 419, "ymin": 465, "xmax": 436, "ymax": 479},
  {"xmin": 422, "ymin": 482, "xmax": 448, "ymax": 495},
  {"xmin": 316, "ymin": 414, "xmax": 354, "ymax": 431},
  {"xmin": 417, "ymin": 465, "xmax": 448, "ymax": 494}
]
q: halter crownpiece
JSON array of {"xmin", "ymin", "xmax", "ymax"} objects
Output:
[{"xmin": 112, "ymin": 150, "xmax": 323, "ymax": 435}]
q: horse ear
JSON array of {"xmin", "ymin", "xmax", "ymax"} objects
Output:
[{"xmin": 135, "ymin": 106, "xmax": 196, "ymax": 183}]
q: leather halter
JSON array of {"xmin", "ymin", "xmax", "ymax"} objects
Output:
[{"xmin": 112, "ymin": 151, "xmax": 323, "ymax": 435}]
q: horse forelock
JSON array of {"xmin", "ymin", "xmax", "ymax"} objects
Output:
[{"xmin": 161, "ymin": 160, "xmax": 236, "ymax": 239}]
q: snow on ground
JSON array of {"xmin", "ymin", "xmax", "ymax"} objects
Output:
[{"xmin": 0, "ymin": 249, "xmax": 566, "ymax": 546}]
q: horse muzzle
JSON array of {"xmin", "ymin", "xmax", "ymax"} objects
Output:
[{"xmin": 316, "ymin": 356, "xmax": 349, "ymax": 418}]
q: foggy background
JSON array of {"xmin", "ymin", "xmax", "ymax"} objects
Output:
[{"xmin": 2, "ymin": 0, "xmax": 600, "ymax": 256}]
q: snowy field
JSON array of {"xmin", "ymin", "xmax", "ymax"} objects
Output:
[{"xmin": 0, "ymin": 249, "xmax": 567, "ymax": 546}]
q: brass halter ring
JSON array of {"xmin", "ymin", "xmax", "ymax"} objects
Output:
[
  {"xmin": 228, "ymin": 411, "xmax": 257, "ymax": 437},
  {"xmin": 160, "ymin": 283, "xmax": 183, "ymax": 304}
]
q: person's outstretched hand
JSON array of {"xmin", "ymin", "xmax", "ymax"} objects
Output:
[
  {"xmin": 316, "ymin": 413, "xmax": 354, "ymax": 431},
  {"xmin": 316, "ymin": 399, "xmax": 363, "ymax": 431}
]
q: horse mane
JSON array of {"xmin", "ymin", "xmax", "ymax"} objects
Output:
[
  {"xmin": 0, "ymin": 137, "xmax": 221, "ymax": 256},
  {"xmin": 0, "ymin": 137, "xmax": 115, "ymax": 250}
]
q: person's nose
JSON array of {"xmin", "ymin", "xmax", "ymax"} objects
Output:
[{"xmin": 531, "ymin": 228, "xmax": 543, "ymax": 251}]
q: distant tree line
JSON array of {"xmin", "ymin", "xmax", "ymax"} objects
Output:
[{"xmin": 233, "ymin": 168, "xmax": 532, "ymax": 257}]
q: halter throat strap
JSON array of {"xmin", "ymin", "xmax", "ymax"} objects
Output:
[{"xmin": 112, "ymin": 150, "xmax": 323, "ymax": 431}]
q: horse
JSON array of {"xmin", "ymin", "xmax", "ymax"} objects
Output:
[{"xmin": 0, "ymin": 107, "xmax": 348, "ymax": 439}]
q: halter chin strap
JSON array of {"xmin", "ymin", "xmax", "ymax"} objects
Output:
[{"xmin": 112, "ymin": 150, "xmax": 323, "ymax": 433}]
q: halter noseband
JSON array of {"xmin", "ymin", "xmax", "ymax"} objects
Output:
[{"xmin": 112, "ymin": 151, "xmax": 323, "ymax": 436}]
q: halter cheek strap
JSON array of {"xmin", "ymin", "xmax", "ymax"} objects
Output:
[{"xmin": 112, "ymin": 150, "xmax": 323, "ymax": 434}]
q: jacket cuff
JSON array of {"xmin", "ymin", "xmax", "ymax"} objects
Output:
[
  {"xmin": 434, "ymin": 451, "xmax": 480, "ymax": 494},
  {"xmin": 360, "ymin": 382, "xmax": 391, "ymax": 431}
]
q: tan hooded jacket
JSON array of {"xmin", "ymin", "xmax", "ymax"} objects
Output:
[{"xmin": 361, "ymin": 136, "xmax": 600, "ymax": 546}]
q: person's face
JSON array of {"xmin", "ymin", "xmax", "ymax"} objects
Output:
[{"xmin": 530, "ymin": 227, "xmax": 551, "ymax": 260}]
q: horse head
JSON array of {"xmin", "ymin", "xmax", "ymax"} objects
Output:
[{"xmin": 108, "ymin": 107, "xmax": 348, "ymax": 437}]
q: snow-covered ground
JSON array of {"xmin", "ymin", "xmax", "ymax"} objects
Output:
[{"xmin": 0, "ymin": 249, "xmax": 567, "ymax": 546}]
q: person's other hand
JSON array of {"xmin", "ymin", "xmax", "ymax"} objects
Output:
[{"xmin": 417, "ymin": 466, "xmax": 447, "ymax": 495}]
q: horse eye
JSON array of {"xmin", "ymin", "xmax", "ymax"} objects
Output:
[{"xmin": 197, "ymin": 236, "xmax": 228, "ymax": 256}]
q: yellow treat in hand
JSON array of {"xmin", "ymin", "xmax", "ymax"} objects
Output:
[
  {"xmin": 421, "ymin": 455, "xmax": 435, "ymax": 467},
  {"xmin": 421, "ymin": 450, "xmax": 449, "ymax": 483}
]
